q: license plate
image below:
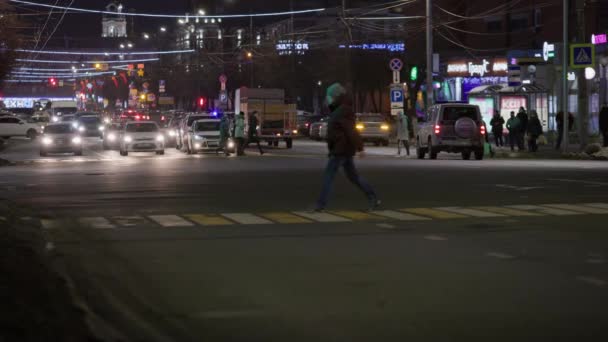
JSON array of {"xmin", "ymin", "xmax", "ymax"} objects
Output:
[{"xmin": 135, "ymin": 143, "xmax": 154, "ymax": 149}]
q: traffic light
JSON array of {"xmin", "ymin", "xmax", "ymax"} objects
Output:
[
  {"xmin": 409, "ymin": 66, "xmax": 418, "ymax": 81},
  {"xmin": 198, "ymin": 97, "xmax": 206, "ymax": 108},
  {"xmin": 48, "ymin": 78, "xmax": 57, "ymax": 87}
]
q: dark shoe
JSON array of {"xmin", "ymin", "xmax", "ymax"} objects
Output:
[{"xmin": 367, "ymin": 199, "xmax": 381, "ymax": 212}]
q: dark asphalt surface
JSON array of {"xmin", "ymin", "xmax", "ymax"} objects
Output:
[{"xmin": 2, "ymin": 138, "xmax": 608, "ymax": 341}]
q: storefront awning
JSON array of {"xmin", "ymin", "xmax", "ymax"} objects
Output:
[{"xmin": 499, "ymin": 84, "xmax": 548, "ymax": 93}]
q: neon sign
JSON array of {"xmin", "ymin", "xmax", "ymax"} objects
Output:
[
  {"xmin": 447, "ymin": 58, "xmax": 508, "ymax": 77},
  {"xmin": 592, "ymin": 33, "xmax": 607, "ymax": 45},
  {"xmin": 276, "ymin": 40, "xmax": 309, "ymax": 55},
  {"xmin": 338, "ymin": 43, "xmax": 405, "ymax": 52}
]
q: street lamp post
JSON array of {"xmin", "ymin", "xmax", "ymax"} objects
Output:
[
  {"xmin": 426, "ymin": 0, "xmax": 433, "ymax": 111},
  {"xmin": 561, "ymin": 0, "xmax": 568, "ymax": 152}
]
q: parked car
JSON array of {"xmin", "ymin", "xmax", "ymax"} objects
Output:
[
  {"xmin": 119, "ymin": 121, "xmax": 165, "ymax": 156},
  {"xmin": 0, "ymin": 116, "xmax": 43, "ymax": 140},
  {"xmin": 39, "ymin": 122, "xmax": 83, "ymax": 156},
  {"xmin": 309, "ymin": 117, "xmax": 329, "ymax": 140},
  {"xmin": 102, "ymin": 123, "xmax": 123, "ymax": 150},
  {"xmin": 355, "ymin": 114, "xmax": 390, "ymax": 146},
  {"xmin": 416, "ymin": 103, "xmax": 485, "ymax": 160},
  {"xmin": 184, "ymin": 119, "xmax": 221, "ymax": 154}
]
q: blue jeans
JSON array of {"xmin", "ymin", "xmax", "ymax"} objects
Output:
[{"xmin": 316, "ymin": 156, "xmax": 377, "ymax": 209}]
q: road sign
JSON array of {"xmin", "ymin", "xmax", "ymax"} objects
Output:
[
  {"xmin": 508, "ymin": 65, "xmax": 521, "ymax": 87},
  {"xmin": 159, "ymin": 80, "xmax": 166, "ymax": 93},
  {"xmin": 389, "ymin": 58, "xmax": 403, "ymax": 71},
  {"xmin": 570, "ymin": 44, "xmax": 595, "ymax": 69},
  {"xmin": 391, "ymin": 88, "xmax": 404, "ymax": 103},
  {"xmin": 392, "ymin": 70, "xmax": 400, "ymax": 84},
  {"xmin": 219, "ymin": 90, "xmax": 228, "ymax": 104}
]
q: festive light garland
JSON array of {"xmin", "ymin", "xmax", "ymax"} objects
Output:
[
  {"xmin": 16, "ymin": 58, "xmax": 160, "ymax": 64},
  {"xmin": 10, "ymin": 0, "xmax": 325, "ymax": 18},
  {"xmin": 15, "ymin": 49, "xmax": 195, "ymax": 56},
  {"xmin": 10, "ymin": 71, "xmax": 115, "ymax": 78}
]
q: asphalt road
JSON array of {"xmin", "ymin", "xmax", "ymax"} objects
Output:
[{"xmin": 2, "ymin": 137, "xmax": 608, "ymax": 341}]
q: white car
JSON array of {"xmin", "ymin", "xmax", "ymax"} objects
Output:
[
  {"xmin": 185, "ymin": 119, "xmax": 221, "ymax": 154},
  {"xmin": 0, "ymin": 116, "xmax": 44, "ymax": 140},
  {"xmin": 39, "ymin": 123, "xmax": 83, "ymax": 156},
  {"xmin": 119, "ymin": 121, "xmax": 165, "ymax": 156}
]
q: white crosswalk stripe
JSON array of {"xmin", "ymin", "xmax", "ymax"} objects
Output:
[
  {"xmin": 542, "ymin": 204, "xmax": 608, "ymax": 215},
  {"xmin": 506, "ymin": 204, "xmax": 583, "ymax": 216},
  {"xmin": 584, "ymin": 203, "xmax": 608, "ymax": 210},
  {"xmin": 148, "ymin": 215, "xmax": 194, "ymax": 227},
  {"xmin": 292, "ymin": 211, "xmax": 351, "ymax": 222},
  {"xmin": 221, "ymin": 213, "xmax": 273, "ymax": 225},
  {"xmin": 436, "ymin": 207, "xmax": 506, "ymax": 218},
  {"xmin": 373, "ymin": 210, "xmax": 430, "ymax": 221},
  {"xmin": 79, "ymin": 217, "xmax": 115, "ymax": 229}
]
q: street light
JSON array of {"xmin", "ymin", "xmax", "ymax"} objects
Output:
[
  {"xmin": 119, "ymin": 44, "xmax": 125, "ymax": 49},
  {"xmin": 246, "ymin": 51, "xmax": 253, "ymax": 58},
  {"xmin": 198, "ymin": 9, "xmax": 206, "ymax": 15},
  {"xmin": 127, "ymin": 43, "xmax": 133, "ymax": 48},
  {"xmin": 160, "ymin": 26, "xmax": 167, "ymax": 32},
  {"xmin": 143, "ymin": 33, "xmax": 149, "ymax": 39}
]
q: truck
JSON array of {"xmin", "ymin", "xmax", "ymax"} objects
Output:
[{"xmin": 234, "ymin": 87, "xmax": 297, "ymax": 148}]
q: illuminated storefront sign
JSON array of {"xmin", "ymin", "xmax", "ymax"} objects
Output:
[
  {"xmin": 276, "ymin": 40, "xmax": 309, "ymax": 55},
  {"xmin": 499, "ymin": 95, "xmax": 527, "ymax": 119},
  {"xmin": 591, "ymin": 33, "xmax": 607, "ymax": 45},
  {"xmin": 0, "ymin": 97, "xmax": 75, "ymax": 108},
  {"xmin": 338, "ymin": 43, "xmax": 405, "ymax": 52},
  {"xmin": 446, "ymin": 58, "xmax": 509, "ymax": 77}
]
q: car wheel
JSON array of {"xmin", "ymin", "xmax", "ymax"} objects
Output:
[
  {"xmin": 416, "ymin": 138, "xmax": 426, "ymax": 159},
  {"xmin": 273, "ymin": 140, "xmax": 279, "ymax": 147},
  {"xmin": 428, "ymin": 138, "xmax": 438, "ymax": 160},
  {"xmin": 381, "ymin": 140, "xmax": 389, "ymax": 147},
  {"xmin": 462, "ymin": 151, "xmax": 471, "ymax": 160},
  {"xmin": 286, "ymin": 138, "xmax": 293, "ymax": 149},
  {"xmin": 75, "ymin": 149, "xmax": 83, "ymax": 156},
  {"xmin": 120, "ymin": 150, "xmax": 128, "ymax": 156},
  {"xmin": 156, "ymin": 150, "xmax": 165, "ymax": 155},
  {"xmin": 474, "ymin": 148, "xmax": 484, "ymax": 160},
  {"xmin": 27, "ymin": 129, "xmax": 37, "ymax": 140},
  {"xmin": 40, "ymin": 151, "xmax": 47, "ymax": 157}
]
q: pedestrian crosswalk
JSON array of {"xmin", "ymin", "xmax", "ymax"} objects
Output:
[{"xmin": 34, "ymin": 203, "xmax": 608, "ymax": 230}]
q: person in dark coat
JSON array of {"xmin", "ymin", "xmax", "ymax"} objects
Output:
[
  {"xmin": 506, "ymin": 111, "xmax": 520, "ymax": 151},
  {"xmin": 526, "ymin": 110, "xmax": 543, "ymax": 152},
  {"xmin": 216, "ymin": 115, "xmax": 231, "ymax": 156},
  {"xmin": 516, "ymin": 107, "xmax": 528, "ymax": 150},
  {"xmin": 315, "ymin": 83, "xmax": 379, "ymax": 212},
  {"xmin": 489, "ymin": 112, "xmax": 505, "ymax": 147},
  {"xmin": 600, "ymin": 103, "xmax": 608, "ymax": 147},
  {"xmin": 247, "ymin": 111, "xmax": 264, "ymax": 155}
]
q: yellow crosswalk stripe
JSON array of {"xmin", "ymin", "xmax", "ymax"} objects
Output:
[
  {"xmin": 260, "ymin": 212, "xmax": 312, "ymax": 224},
  {"xmin": 400, "ymin": 208, "xmax": 468, "ymax": 219},
  {"xmin": 472, "ymin": 206, "xmax": 544, "ymax": 217},
  {"xmin": 186, "ymin": 214, "xmax": 234, "ymax": 226},
  {"xmin": 329, "ymin": 210, "xmax": 383, "ymax": 221}
]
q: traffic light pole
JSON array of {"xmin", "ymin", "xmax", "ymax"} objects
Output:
[
  {"xmin": 562, "ymin": 0, "xmax": 569, "ymax": 152},
  {"xmin": 426, "ymin": 0, "xmax": 433, "ymax": 111}
]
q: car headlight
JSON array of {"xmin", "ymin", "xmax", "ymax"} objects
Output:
[
  {"xmin": 42, "ymin": 137, "xmax": 52, "ymax": 145},
  {"xmin": 103, "ymin": 117, "xmax": 110, "ymax": 124},
  {"xmin": 107, "ymin": 133, "xmax": 116, "ymax": 141},
  {"xmin": 72, "ymin": 122, "xmax": 79, "ymax": 128},
  {"xmin": 380, "ymin": 124, "xmax": 389, "ymax": 131},
  {"xmin": 356, "ymin": 124, "xmax": 365, "ymax": 130},
  {"xmin": 99, "ymin": 126, "xmax": 105, "ymax": 131},
  {"xmin": 194, "ymin": 143, "xmax": 201, "ymax": 149},
  {"xmin": 78, "ymin": 126, "xmax": 85, "ymax": 132},
  {"xmin": 292, "ymin": 130, "xmax": 298, "ymax": 134},
  {"xmin": 194, "ymin": 135, "xmax": 203, "ymax": 140},
  {"xmin": 227, "ymin": 140, "xmax": 235, "ymax": 149},
  {"xmin": 168, "ymin": 130, "xmax": 176, "ymax": 137},
  {"xmin": 52, "ymin": 117, "xmax": 59, "ymax": 122},
  {"xmin": 156, "ymin": 135, "xmax": 165, "ymax": 142},
  {"xmin": 124, "ymin": 135, "xmax": 132, "ymax": 143},
  {"xmin": 72, "ymin": 136, "xmax": 82, "ymax": 144}
]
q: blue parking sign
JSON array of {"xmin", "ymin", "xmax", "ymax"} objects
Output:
[
  {"xmin": 570, "ymin": 44, "xmax": 595, "ymax": 69},
  {"xmin": 391, "ymin": 89, "xmax": 404, "ymax": 103}
]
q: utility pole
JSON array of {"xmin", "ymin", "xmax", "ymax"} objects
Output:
[
  {"xmin": 576, "ymin": 0, "xmax": 588, "ymax": 149},
  {"xmin": 342, "ymin": 0, "xmax": 352, "ymax": 93},
  {"xmin": 426, "ymin": 0, "xmax": 433, "ymax": 110},
  {"xmin": 561, "ymin": 0, "xmax": 569, "ymax": 152}
]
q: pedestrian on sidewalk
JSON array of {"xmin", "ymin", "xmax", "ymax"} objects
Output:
[
  {"xmin": 506, "ymin": 111, "xmax": 521, "ymax": 151},
  {"xmin": 248, "ymin": 111, "xmax": 264, "ymax": 155},
  {"xmin": 315, "ymin": 83, "xmax": 380, "ymax": 212},
  {"xmin": 527, "ymin": 110, "xmax": 543, "ymax": 152},
  {"xmin": 490, "ymin": 111, "xmax": 505, "ymax": 147},
  {"xmin": 396, "ymin": 110, "xmax": 410, "ymax": 156},
  {"xmin": 600, "ymin": 103, "xmax": 608, "ymax": 147},
  {"xmin": 517, "ymin": 107, "xmax": 528, "ymax": 150},
  {"xmin": 234, "ymin": 112, "xmax": 246, "ymax": 156},
  {"xmin": 216, "ymin": 115, "xmax": 231, "ymax": 156}
]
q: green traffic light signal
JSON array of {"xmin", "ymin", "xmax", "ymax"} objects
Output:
[{"xmin": 410, "ymin": 66, "xmax": 418, "ymax": 81}]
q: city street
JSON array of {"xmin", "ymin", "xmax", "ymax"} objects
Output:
[{"xmin": 2, "ymin": 138, "xmax": 608, "ymax": 341}]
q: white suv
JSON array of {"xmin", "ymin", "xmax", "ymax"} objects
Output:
[
  {"xmin": 119, "ymin": 121, "xmax": 165, "ymax": 156},
  {"xmin": 416, "ymin": 104, "xmax": 486, "ymax": 160},
  {"xmin": 0, "ymin": 116, "xmax": 44, "ymax": 139},
  {"xmin": 185, "ymin": 119, "xmax": 221, "ymax": 154}
]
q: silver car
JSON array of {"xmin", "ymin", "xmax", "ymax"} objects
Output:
[
  {"xmin": 39, "ymin": 123, "xmax": 83, "ymax": 156},
  {"xmin": 355, "ymin": 114, "xmax": 390, "ymax": 146},
  {"xmin": 416, "ymin": 104, "xmax": 485, "ymax": 160}
]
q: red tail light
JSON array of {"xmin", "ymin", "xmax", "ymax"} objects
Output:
[
  {"xmin": 434, "ymin": 125, "xmax": 441, "ymax": 134},
  {"xmin": 161, "ymin": 116, "xmax": 165, "ymax": 121},
  {"xmin": 305, "ymin": 123, "xmax": 309, "ymax": 128},
  {"xmin": 480, "ymin": 125, "xmax": 486, "ymax": 135},
  {"xmin": 135, "ymin": 115, "xmax": 141, "ymax": 120}
]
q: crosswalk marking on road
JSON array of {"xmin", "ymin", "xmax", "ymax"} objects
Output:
[
  {"xmin": 148, "ymin": 215, "xmax": 194, "ymax": 227},
  {"xmin": 260, "ymin": 212, "xmax": 311, "ymax": 224},
  {"xmin": 436, "ymin": 207, "xmax": 506, "ymax": 218},
  {"xmin": 79, "ymin": 217, "xmax": 115, "ymax": 229},
  {"xmin": 186, "ymin": 214, "xmax": 234, "ymax": 226},
  {"xmin": 34, "ymin": 202, "xmax": 608, "ymax": 230},
  {"xmin": 505, "ymin": 205, "xmax": 583, "ymax": 216},
  {"xmin": 401, "ymin": 208, "xmax": 468, "ymax": 219},
  {"xmin": 221, "ymin": 213, "xmax": 273, "ymax": 225},
  {"xmin": 292, "ymin": 211, "xmax": 351, "ymax": 223},
  {"xmin": 541, "ymin": 204, "xmax": 608, "ymax": 215},
  {"xmin": 373, "ymin": 210, "xmax": 430, "ymax": 221}
]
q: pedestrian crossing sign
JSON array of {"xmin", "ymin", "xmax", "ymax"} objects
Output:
[{"xmin": 570, "ymin": 44, "xmax": 595, "ymax": 69}]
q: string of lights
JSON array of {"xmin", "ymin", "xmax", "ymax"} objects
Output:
[
  {"xmin": 15, "ymin": 49, "xmax": 195, "ymax": 56},
  {"xmin": 10, "ymin": 71, "xmax": 116, "ymax": 78},
  {"xmin": 10, "ymin": 0, "xmax": 326, "ymax": 19},
  {"xmin": 15, "ymin": 58, "xmax": 160, "ymax": 64}
]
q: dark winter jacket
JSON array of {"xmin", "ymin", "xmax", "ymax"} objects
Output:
[
  {"xmin": 516, "ymin": 111, "xmax": 528, "ymax": 133},
  {"xmin": 490, "ymin": 115, "xmax": 505, "ymax": 133},
  {"xmin": 600, "ymin": 106, "xmax": 608, "ymax": 132},
  {"xmin": 326, "ymin": 95, "xmax": 363, "ymax": 157},
  {"xmin": 527, "ymin": 116, "xmax": 543, "ymax": 137}
]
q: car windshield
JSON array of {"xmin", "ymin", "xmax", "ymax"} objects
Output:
[
  {"xmin": 54, "ymin": 107, "xmax": 77, "ymax": 114},
  {"xmin": 126, "ymin": 123, "xmax": 158, "ymax": 132},
  {"xmin": 187, "ymin": 116, "xmax": 213, "ymax": 126},
  {"xmin": 442, "ymin": 107, "xmax": 478, "ymax": 121},
  {"xmin": 78, "ymin": 116, "xmax": 100, "ymax": 124},
  {"xmin": 358, "ymin": 116, "xmax": 384, "ymax": 122},
  {"xmin": 108, "ymin": 124, "xmax": 121, "ymax": 131},
  {"xmin": 195, "ymin": 121, "xmax": 220, "ymax": 131},
  {"xmin": 44, "ymin": 124, "xmax": 75, "ymax": 134},
  {"xmin": 61, "ymin": 116, "xmax": 75, "ymax": 122}
]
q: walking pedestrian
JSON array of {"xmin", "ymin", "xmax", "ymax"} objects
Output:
[
  {"xmin": 600, "ymin": 103, "xmax": 608, "ymax": 147},
  {"xmin": 248, "ymin": 111, "xmax": 264, "ymax": 155},
  {"xmin": 396, "ymin": 111, "xmax": 410, "ymax": 156},
  {"xmin": 527, "ymin": 110, "xmax": 543, "ymax": 152},
  {"xmin": 490, "ymin": 112, "xmax": 505, "ymax": 147},
  {"xmin": 216, "ymin": 115, "xmax": 231, "ymax": 156},
  {"xmin": 234, "ymin": 111, "xmax": 246, "ymax": 156},
  {"xmin": 506, "ymin": 111, "xmax": 521, "ymax": 151},
  {"xmin": 516, "ymin": 107, "xmax": 528, "ymax": 150},
  {"xmin": 315, "ymin": 83, "xmax": 379, "ymax": 212}
]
